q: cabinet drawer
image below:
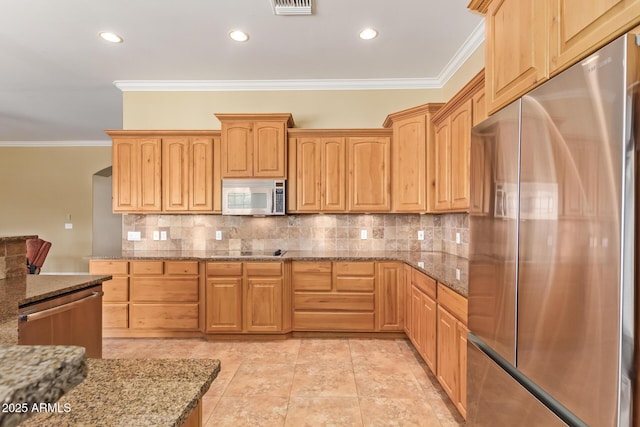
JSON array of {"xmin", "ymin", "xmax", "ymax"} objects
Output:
[
  {"xmin": 334, "ymin": 262, "xmax": 375, "ymax": 276},
  {"xmin": 130, "ymin": 303, "xmax": 199, "ymax": 330},
  {"xmin": 293, "ymin": 272, "xmax": 332, "ymax": 291},
  {"xmin": 130, "ymin": 278, "xmax": 199, "ymax": 302},
  {"xmin": 412, "ymin": 270, "xmax": 436, "ymax": 299},
  {"xmin": 292, "ymin": 262, "xmax": 332, "ymax": 274},
  {"xmin": 294, "ymin": 293, "xmax": 374, "ymax": 311},
  {"xmin": 131, "ymin": 261, "xmax": 164, "ymax": 275},
  {"xmin": 103, "ymin": 303, "xmax": 128, "ymax": 329},
  {"xmin": 207, "ymin": 262, "xmax": 243, "ymax": 276},
  {"xmin": 103, "ymin": 277, "xmax": 129, "ymax": 302},
  {"xmin": 437, "ymin": 283, "xmax": 468, "ymax": 324},
  {"xmin": 335, "ymin": 277, "xmax": 375, "ymax": 292},
  {"xmin": 245, "ymin": 262, "xmax": 282, "ymax": 276},
  {"xmin": 165, "ymin": 261, "xmax": 199, "ymax": 275},
  {"xmin": 90, "ymin": 260, "xmax": 128, "ymax": 275},
  {"xmin": 293, "ymin": 312, "xmax": 375, "ymax": 331}
]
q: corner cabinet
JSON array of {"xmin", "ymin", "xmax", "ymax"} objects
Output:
[
  {"xmin": 383, "ymin": 103, "xmax": 443, "ymax": 213},
  {"xmin": 216, "ymin": 113, "xmax": 294, "ymax": 179},
  {"xmin": 111, "ymin": 137, "xmax": 162, "ymax": 212},
  {"xmin": 432, "ymin": 71, "xmax": 484, "ymax": 213}
]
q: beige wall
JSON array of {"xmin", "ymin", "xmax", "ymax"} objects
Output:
[
  {"xmin": 0, "ymin": 146, "xmax": 112, "ymax": 272},
  {"xmin": 123, "ymin": 89, "xmax": 444, "ymax": 129},
  {"xmin": 441, "ymin": 41, "xmax": 485, "ymax": 100}
]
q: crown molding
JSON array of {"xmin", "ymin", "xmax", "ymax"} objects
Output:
[
  {"xmin": 0, "ymin": 140, "xmax": 111, "ymax": 147},
  {"xmin": 436, "ymin": 21, "xmax": 485, "ymax": 87}
]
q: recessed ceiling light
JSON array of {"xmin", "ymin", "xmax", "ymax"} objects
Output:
[
  {"xmin": 229, "ymin": 30, "xmax": 249, "ymax": 42},
  {"xmin": 98, "ymin": 31, "xmax": 123, "ymax": 43},
  {"xmin": 359, "ymin": 28, "xmax": 378, "ymax": 40}
]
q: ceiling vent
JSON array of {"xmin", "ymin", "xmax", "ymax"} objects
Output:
[{"xmin": 270, "ymin": 0, "xmax": 312, "ymax": 15}]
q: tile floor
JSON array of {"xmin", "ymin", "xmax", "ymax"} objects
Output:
[{"xmin": 103, "ymin": 337, "xmax": 465, "ymax": 426}]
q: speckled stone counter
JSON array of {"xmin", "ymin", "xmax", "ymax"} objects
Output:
[
  {"xmin": 23, "ymin": 358, "xmax": 221, "ymax": 427},
  {"xmin": 0, "ymin": 345, "xmax": 87, "ymax": 427},
  {"xmin": 93, "ymin": 250, "xmax": 468, "ymax": 297}
]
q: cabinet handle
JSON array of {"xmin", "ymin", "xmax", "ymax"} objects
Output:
[{"xmin": 19, "ymin": 291, "xmax": 104, "ymax": 323}]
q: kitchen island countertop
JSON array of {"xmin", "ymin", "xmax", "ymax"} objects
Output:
[{"xmin": 22, "ymin": 358, "xmax": 221, "ymax": 427}]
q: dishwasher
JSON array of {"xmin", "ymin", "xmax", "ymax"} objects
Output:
[{"xmin": 18, "ymin": 285, "xmax": 103, "ymax": 358}]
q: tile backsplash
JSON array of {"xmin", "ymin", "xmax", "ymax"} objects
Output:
[{"xmin": 122, "ymin": 213, "xmax": 469, "ymax": 258}]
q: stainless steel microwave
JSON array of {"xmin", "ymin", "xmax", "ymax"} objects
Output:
[{"xmin": 222, "ymin": 179, "xmax": 286, "ymax": 215}]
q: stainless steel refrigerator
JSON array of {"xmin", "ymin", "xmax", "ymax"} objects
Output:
[{"xmin": 467, "ymin": 32, "xmax": 636, "ymax": 426}]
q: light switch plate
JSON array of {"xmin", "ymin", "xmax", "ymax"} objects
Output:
[
  {"xmin": 455, "ymin": 232, "xmax": 461, "ymax": 244},
  {"xmin": 160, "ymin": 231, "xmax": 167, "ymax": 241},
  {"xmin": 215, "ymin": 230, "xmax": 222, "ymax": 241},
  {"xmin": 153, "ymin": 231, "xmax": 160, "ymax": 241},
  {"xmin": 417, "ymin": 230, "xmax": 424, "ymax": 241},
  {"xmin": 456, "ymin": 268, "xmax": 461, "ymax": 280},
  {"xmin": 360, "ymin": 230, "xmax": 367, "ymax": 240},
  {"xmin": 418, "ymin": 261, "xmax": 424, "ymax": 268},
  {"xmin": 64, "ymin": 223, "xmax": 73, "ymax": 230}
]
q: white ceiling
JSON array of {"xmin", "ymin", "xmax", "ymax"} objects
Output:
[{"xmin": 0, "ymin": 0, "xmax": 483, "ymax": 142}]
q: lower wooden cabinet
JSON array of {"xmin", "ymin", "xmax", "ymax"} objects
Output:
[
  {"xmin": 292, "ymin": 261, "xmax": 376, "ymax": 331},
  {"xmin": 408, "ymin": 269, "xmax": 437, "ymax": 373},
  {"xmin": 205, "ymin": 261, "xmax": 285, "ymax": 334},
  {"xmin": 376, "ymin": 262, "xmax": 404, "ymax": 331},
  {"xmin": 89, "ymin": 259, "xmax": 202, "ymax": 336}
]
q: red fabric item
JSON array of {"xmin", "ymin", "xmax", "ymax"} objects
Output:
[{"xmin": 26, "ymin": 238, "xmax": 52, "ymax": 274}]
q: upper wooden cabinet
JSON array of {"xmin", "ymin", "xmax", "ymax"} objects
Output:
[
  {"xmin": 475, "ymin": 0, "xmax": 640, "ymax": 113},
  {"xmin": 293, "ymin": 136, "xmax": 346, "ymax": 212},
  {"xmin": 162, "ymin": 137, "xmax": 215, "ymax": 212},
  {"xmin": 485, "ymin": 0, "xmax": 549, "ymax": 114},
  {"xmin": 348, "ymin": 135, "xmax": 392, "ymax": 212},
  {"xmin": 112, "ymin": 137, "xmax": 162, "ymax": 213},
  {"xmin": 216, "ymin": 113, "xmax": 294, "ymax": 179},
  {"xmin": 432, "ymin": 72, "xmax": 484, "ymax": 213},
  {"xmin": 288, "ymin": 129, "xmax": 391, "ymax": 213},
  {"xmin": 549, "ymin": 0, "xmax": 640, "ymax": 75},
  {"xmin": 108, "ymin": 130, "xmax": 222, "ymax": 214},
  {"xmin": 383, "ymin": 103, "xmax": 443, "ymax": 213}
]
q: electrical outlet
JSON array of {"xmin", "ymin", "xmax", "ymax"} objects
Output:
[
  {"xmin": 160, "ymin": 231, "xmax": 167, "ymax": 241},
  {"xmin": 360, "ymin": 230, "xmax": 367, "ymax": 240},
  {"xmin": 417, "ymin": 230, "xmax": 424, "ymax": 241},
  {"xmin": 456, "ymin": 268, "xmax": 461, "ymax": 281},
  {"xmin": 215, "ymin": 230, "xmax": 222, "ymax": 241},
  {"xmin": 64, "ymin": 223, "xmax": 73, "ymax": 230},
  {"xmin": 153, "ymin": 231, "xmax": 160, "ymax": 241},
  {"xmin": 418, "ymin": 261, "xmax": 424, "ymax": 268},
  {"xmin": 127, "ymin": 231, "xmax": 141, "ymax": 241},
  {"xmin": 455, "ymin": 232, "xmax": 461, "ymax": 244}
]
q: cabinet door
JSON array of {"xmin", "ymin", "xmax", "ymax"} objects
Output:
[
  {"xmin": 245, "ymin": 277, "xmax": 283, "ymax": 332},
  {"xmin": 437, "ymin": 305, "xmax": 458, "ymax": 401},
  {"xmin": 162, "ymin": 137, "xmax": 189, "ymax": 211},
  {"xmin": 348, "ymin": 137, "xmax": 391, "ymax": 212},
  {"xmin": 485, "ymin": 0, "xmax": 548, "ymax": 113},
  {"xmin": 375, "ymin": 262, "xmax": 404, "ymax": 331},
  {"xmin": 411, "ymin": 286, "xmax": 423, "ymax": 354},
  {"xmin": 421, "ymin": 292, "xmax": 437, "ymax": 374},
  {"xmin": 254, "ymin": 121, "xmax": 286, "ymax": 178},
  {"xmin": 322, "ymin": 137, "xmax": 346, "ymax": 211},
  {"xmin": 221, "ymin": 122, "xmax": 253, "ymax": 177},
  {"xmin": 190, "ymin": 138, "xmax": 214, "ymax": 211},
  {"xmin": 403, "ymin": 264, "xmax": 412, "ymax": 335},
  {"xmin": 549, "ymin": 0, "xmax": 640, "ymax": 74},
  {"xmin": 138, "ymin": 138, "xmax": 162, "ymax": 211},
  {"xmin": 205, "ymin": 278, "xmax": 243, "ymax": 332},
  {"xmin": 112, "ymin": 139, "xmax": 138, "ymax": 212},
  {"xmin": 392, "ymin": 115, "xmax": 427, "ymax": 212},
  {"xmin": 472, "ymin": 88, "xmax": 487, "ymax": 127},
  {"xmin": 296, "ymin": 138, "xmax": 322, "ymax": 211},
  {"xmin": 450, "ymin": 100, "xmax": 472, "ymax": 210},
  {"xmin": 434, "ymin": 120, "xmax": 452, "ymax": 211},
  {"xmin": 456, "ymin": 321, "xmax": 469, "ymax": 418}
]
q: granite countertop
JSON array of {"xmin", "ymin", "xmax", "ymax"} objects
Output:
[
  {"xmin": 23, "ymin": 358, "xmax": 221, "ymax": 427},
  {"xmin": 92, "ymin": 250, "xmax": 468, "ymax": 296},
  {"xmin": 0, "ymin": 345, "xmax": 87, "ymax": 427}
]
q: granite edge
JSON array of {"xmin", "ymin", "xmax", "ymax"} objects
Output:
[{"xmin": 20, "ymin": 276, "xmax": 112, "ymax": 307}]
